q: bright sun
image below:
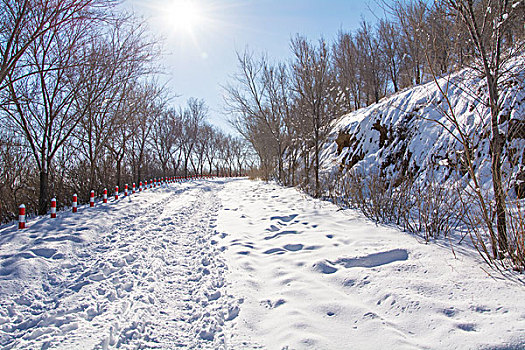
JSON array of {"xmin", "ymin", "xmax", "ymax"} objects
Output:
[{"xmin": 164, "ymin": 0, "xmax": 203, "ymax": 33}]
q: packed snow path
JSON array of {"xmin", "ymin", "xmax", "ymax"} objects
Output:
[
  {"xmin": 1, "ymin": 179, "xmax": 525, "ymax": 349},
  {"xmin": 0, "ymin": 181, "xmax": 240, "ymax": 349}
]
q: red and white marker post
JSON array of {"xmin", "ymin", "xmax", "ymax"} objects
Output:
[
  {"xmin": 115, "ymin": 186, "xmax": 119, "ymax": 200},
  {"xmin": 125, "ymin": 184, "xmax": 128, "ymax": 197},
  {"xmin": 103, "ymin": 188, "xmax": 108, "ymax": 203},
  {"xmin": 90, "ymin": 190, "xmax": 95, "ymax": 207},
  {"xmin": 139, "ymin": 181, "xmax": 142, "ymax": 192},
  {"xmin": 18, "ymin": 204, "xmax": 26, "ymax": 229},
  {"xmin": 72, "ymin": 194, "xmax": 78, "ymax": 213},
  {"xmin": 50, "ymin": 198, "xmax": 56, "ymax": 218},
  {"xmin": 132, "ymin": 183, "xmax": 136, "ymax": 194}
]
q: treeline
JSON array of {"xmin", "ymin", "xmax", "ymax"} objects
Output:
[
  {"xmin": 0, "ymin": 0, "xmax": 250, "ymax": 223},
  {"xmin": 227, "ymin": 0, "xmax": 524, "ymax": 194},
  {"xmin": 226, "ymin": 0, "xmax": 524, "ymax": 269}
]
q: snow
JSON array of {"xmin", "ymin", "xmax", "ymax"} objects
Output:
[
  {"xmin": 0, "ymin": 181, "xmax": 239, "ymax": 349},
  {"xmin": 321, "ymin": 56, "xmax": 525, "ymax": 196},
  {"xmin": 219, "ymin": 180, "xmax": 525, "ymax": 349},
  {"xmin": 1, "ymin": 179, "xmax": 525, "ymax": 349}
]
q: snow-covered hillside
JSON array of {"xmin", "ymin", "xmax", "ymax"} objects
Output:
[
  {"xmin": 321, "ymin": 55, "xmax": 525, "ymax": 196},
  {"xmin": 1, "ymin": 179, "xmax": 524, "ymax": 349}
]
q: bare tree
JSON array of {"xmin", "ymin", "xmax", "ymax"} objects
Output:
[
  {"xmin": 2, "ymin": 18, "xmax": 97, "ymax": 214},
  {"xmin": 204, "ymin": 126, "xmax": 222, "ymax": 175},
  {"xmin": 225, "ymin": 51, "xmax": 282, "ymax": 181},
  {"xmin": 168, "ymin": 114, "xmax": 184, "ymax": 176},
  {"xmin": 130, "ymin": 82, "xmax": 166, "ymax": 183},
  {"xmin": 356, "ymin": 20, "xmax": 387, "ymax": 104},
  {"xmin": 264, "ymin": 61, "xmax": 293, "ymax": 182},
  {"xmin": 290, "ymin": 35, "xmax": 335, "ymax": 197},
  {"xmin": 377, "ymin": 19, "xmax": 403, "ymax": 93},
  {"xmin": 441, "ymin": 0, "xmax": 525, "ymax": 257},
  {"xmin": 76, "ymin": 18, "xmax": 156, "ymax": 193},
  {"xmin": 152, "ymin": 108, "xmax": 179, "ymax": 177},
  {"xmin": 193, "ymin": 123, "xmax": 214, "ymax": 175},
  {"xmin": 332, "ymin": 31, "xmax": 362, "ymax": 111},
  {"xmin": 392, "ymin": 0, "xmax": 428, "ymax": 86},
  {"xmin": 179, "ymin": 98, "xmax": 207, "ymax": 176},
  {"xmin": 0, "ymin": 0, "xmax": 115, "ymax": 91}
]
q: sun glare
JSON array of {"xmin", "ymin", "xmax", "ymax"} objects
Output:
[{"xmin": 164, "ymin": 0, "xmax": 203, "ymax": 33}]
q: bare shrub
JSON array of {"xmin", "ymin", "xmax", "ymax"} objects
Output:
[
  {"xmin": 410, "ymin": 180, "xmax": 464, "ymax": 240},
  {"xmin": 326, "ymin": 168, "xmax": 465, "ymax": 242},
  {"xmin": 503, "ymin": 199, "xmax": 525, "ymax": 271}
]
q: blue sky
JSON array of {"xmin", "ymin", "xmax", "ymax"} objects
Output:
[{"xmin": 123, "ymin": 0, "xmax": 383, "ymax": 132}]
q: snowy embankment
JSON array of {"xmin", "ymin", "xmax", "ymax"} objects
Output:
[
  {"xmin": 1, "ymin": 178, "xmax": 524, "ymax": 349},
  {"xmin": 320, "ymin": 55, "xmax": 525, "ymax": 193}
]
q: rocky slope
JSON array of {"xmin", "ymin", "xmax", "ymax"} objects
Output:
[{"xmin": 321, "ymin": 55, "xmax": 525, "ymax": 198}]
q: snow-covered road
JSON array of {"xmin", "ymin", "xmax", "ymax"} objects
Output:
[
  {"xmin": 0, "ymin": 180, "xmax": 239, "ymax": 349},
  {"xmin": 1, "ymin": 178, "xmax": 524, "ymax": 349}
]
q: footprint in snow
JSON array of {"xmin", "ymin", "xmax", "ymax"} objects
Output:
[
  {"xmin": 266, "ymin": 225, "xmax": 280, "ymax": 232},
  {"xmin": 313, "ymin": 261, "xmax": 338, "ymax": 274},
  {"xmin": 31, "ymin": 248, "xmax": 57, "ymax": 259},
  {"xmin": 270, "ymin": 214, "xmax": 298, "ymax": 223},
  {"xmin": 206, "ymin": 290, "xmax": 221, "ymax": 301},
  {"xmin": 264, "ymin": 230, "xmax": 300, "ymax": 240},
  {"xmin": 333, "ymin": 249, "xmax": 408, "ymax": 269},
  {"xmin": 263, "ymin": 248, "xmax": 286, "ymax": 255},
  {"xmin": 260, "ymin": 298, "xmax": 286, "ymax": 309},
  {"xmin": 283, "ymin": 244, "xmax": 303, "ymax": 252},
  {"xmin": 442, "ymin": 308, "xmax": 457, "ymax": 317},
  {"xmin": 457, "ymin": 323, "xmax": 477, "ymax": 332},
  {"xmin": 225, "ymin": 306, "xmax": 240, "ymax": 321}
]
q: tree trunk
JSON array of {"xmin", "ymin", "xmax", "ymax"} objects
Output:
[
  {"xmin": 38, "ymin": 170, "xmax": 50, "ymax": 215},
  {"xmin": 490, "ymin": 123, "xmax": 508, "ymax": 258},
  {"xmin": 137, "ymin": 161, "xmax": 143, "ymax": 184},
  {"xmin": 184, "ymin": 157, "xmax": 189, "ymax": 177},
  {"xmin": 278, "ymin": 142, "xmax": 283, "ymax": 183},
  {"xmin": 89, "ymin": 159, "xmax": 96, "ymax": 194},
  {"xmin": 486, "ymin": 67, "xmax": 508, "ymax": 258},
  {"xmin": 303, "ymin": 147, "xmax": 310, "ymax": 188},
  {"xmin": 314, "ymin": 120, "xmax": 320, "ymax": 198},
  {"xmin": 116, "ymin": 159, "xmax": 122, "ymax": 189}
]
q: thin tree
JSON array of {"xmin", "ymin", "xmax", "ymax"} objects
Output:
[
  {"xmin": 443, "ymin": 0, "xmax": 524, "ymax": 257},
  {"xmin": 3, "ymin": 18, "xmax": 96, "ymax": 214},
  {"xmin": 290, "ymin": 35, "xmax": 335, "ymax": 197}
]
